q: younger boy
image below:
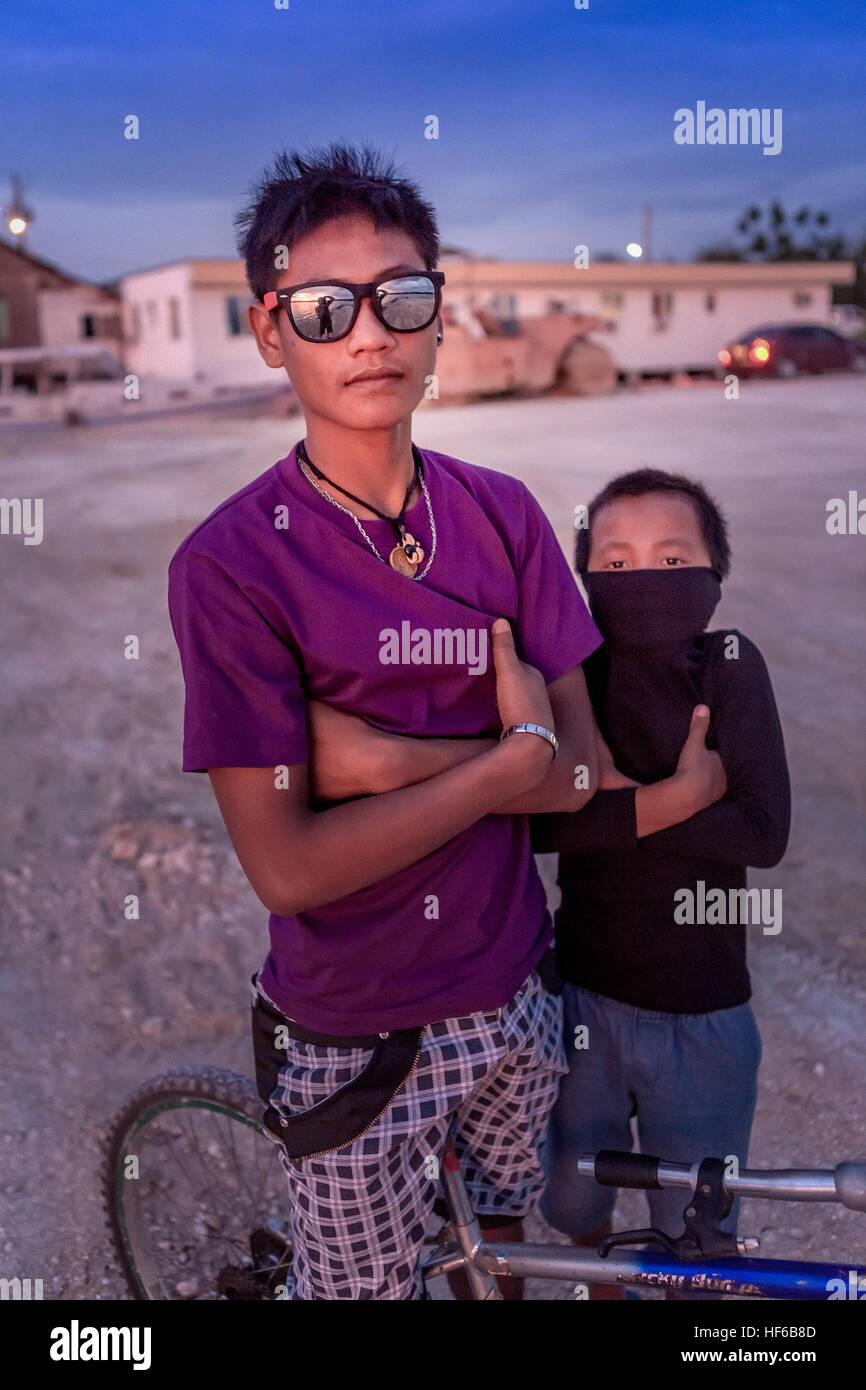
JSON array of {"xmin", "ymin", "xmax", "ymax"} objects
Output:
[{"xmin": 530, "ymin": 467, "xmax": 791, "ymax": 1294}]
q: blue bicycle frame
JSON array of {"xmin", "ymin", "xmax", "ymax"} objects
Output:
[{"xmin": 420, "ymin": 1139, "xmax": 866, "ymax": 1300}]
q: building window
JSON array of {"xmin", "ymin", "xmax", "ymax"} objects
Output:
[
  {"xmin": 490, "ymin": 293, "xmax": 516, "ymax": 317},
  {"xmin": 548, "ymin": 298, "xmax": 566, "ymax": 314},
  {"xmin": 81, "ymin": 314, "xmax": 96, "ymax": 338},
  {"xmin": 129, "ymin": 304, "xmax": 141, "ymax": 342},
  {"xmin": 0, "ymin": 296, "xmax": 9, "ymax": 341},
  {"xmin": 226, "ymin": 296, "xmax": 253, "ymax": 336},
  {"xmin": 487, "ymin": 292, "xmax": 519, "ymax": 336},
  {"xmin": 169, "ymin": 297, "xmax": 182, "ymax": 339},
  {"xmin": 601, "ymin": 291, "xmax": 624, "ymax": 313},
  {"xmin": 792, "ymin": 291, "xmax": 813, "ymax": 307},
  {"xmin": 147, "ymin": 301, "xmax": 158, "ymax": 327},
  {"xmin": 650, "ymin": 291, "xmax": 673, "ymax": 331},
  {"xmin": 705, "ymin": 292, "xmax": 716, "ymax": 313}
]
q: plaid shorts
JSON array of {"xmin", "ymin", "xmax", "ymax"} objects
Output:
[{"xmin": 251, "ymin": 966, "xmax": 568, "ymax": 1300}]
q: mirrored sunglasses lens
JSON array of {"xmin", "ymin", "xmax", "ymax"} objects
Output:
[
  {"xmin": 377, "ymin": 276, "xmax": 436, "ymax": 330},
  {"xmin": 290, "ymin": 286, "xmax": 356, "ymax": 340}
]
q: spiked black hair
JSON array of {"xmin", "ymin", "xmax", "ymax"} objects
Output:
[{"xmin": 234, "ymin": 142, "xmax": 440, "ymax": 304}]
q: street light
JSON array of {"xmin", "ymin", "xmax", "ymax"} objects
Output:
[
  {"xmin": 626, "ymin": 242, "xmax": 643, "ymax": 258},
  {"xmin": 3, "ymin": 174, "xmax": 34, "ymax": 244}
]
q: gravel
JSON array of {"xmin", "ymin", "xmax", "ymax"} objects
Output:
[{"xmin": 1, "ymin": 375, "xmax": 863, "ymax": 1299}]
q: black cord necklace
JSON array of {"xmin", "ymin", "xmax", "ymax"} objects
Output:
[{"xmin": 297, "ymin": 438, "xmax": 427, "ymax": 577}]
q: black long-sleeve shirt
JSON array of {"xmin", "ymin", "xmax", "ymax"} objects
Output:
[{"xmin": 531, "ymin": 629, "xmax": 791, "ymax": 1012}]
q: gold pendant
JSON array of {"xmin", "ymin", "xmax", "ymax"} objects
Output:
[
  {"xmin": 389, "ymin": 529, "xmax": 424, "ymax": 576},
  {"xmin": 389, "ymin": 544, "xmax": 420, "ymax": 576}
]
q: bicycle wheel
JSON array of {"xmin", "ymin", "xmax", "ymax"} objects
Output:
[{"xmin": 102, "ymin": 1066, "xmax": 293, "ymax": 1300}]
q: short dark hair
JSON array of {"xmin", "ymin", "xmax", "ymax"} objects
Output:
[
  {"xmin": 574, "ymin": 467, "xmax": 731, "ymax": 577},
  {"xmin": 234, "ymin": 142, "xmax": 441, "ymax": 305}
]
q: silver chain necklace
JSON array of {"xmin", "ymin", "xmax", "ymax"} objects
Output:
[{"xmin": 297, "ymin": 450, "xmax": 438, "ymax": 581}]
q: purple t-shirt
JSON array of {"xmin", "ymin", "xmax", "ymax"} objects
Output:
[{"xmin": 167, "ymin": 440, "xmax": 602, "ymax": 1033}]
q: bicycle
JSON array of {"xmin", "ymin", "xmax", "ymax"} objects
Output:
[{"xmin": 102, "ymin": 1064, "xmax": 866, "ymax": 1301}]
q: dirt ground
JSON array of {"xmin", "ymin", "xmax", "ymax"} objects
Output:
[{"xmin": 0, "ymin": 375, "xmax": 864, "ymax": 1300}]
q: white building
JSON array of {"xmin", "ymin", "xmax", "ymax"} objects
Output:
[
  {"xmin": 118, "ymin": 258, "xmax": 277, "ymax": 388},
  {"xmin": 438, "ymin": 256, "xmax": 855, "ymax": 374},
  {"xmin": 117, "ymin": 254, "xmax": 855, "ymax": 388}
]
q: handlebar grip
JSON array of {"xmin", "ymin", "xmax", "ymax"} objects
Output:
[
  {"xmin": 593, "ymin": 1149, "xmax": 662, "ymax": 1189},
  {"xmin": 836, "ymin": 1161, "xmax": 866, "ymax": 1213}
]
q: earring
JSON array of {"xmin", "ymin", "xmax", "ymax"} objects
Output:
[{"xmin": 436, "ymin": 330, "xmax": 443, "ymax": 345}]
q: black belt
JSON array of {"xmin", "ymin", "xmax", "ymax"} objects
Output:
[
  {"xmin": 250, "ymin": 950, "xmax": 561, "ymax": 1161},
  {"xmin": 250, "ymin": 974, "xmax": 424, "ymax": 1161}
]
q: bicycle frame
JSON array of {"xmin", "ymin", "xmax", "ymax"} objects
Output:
[{"xmin": 420, "ymin": 1138, "xmax": 866, "ymax": 1300}]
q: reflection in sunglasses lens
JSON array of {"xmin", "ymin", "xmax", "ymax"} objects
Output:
[
  {"xmin": 290, "ymin": 285, "xmax": 356, "ymax": 340},
  {"xmin": 378, "ymin": 276, "xmax": 435, "ymax": 330}
]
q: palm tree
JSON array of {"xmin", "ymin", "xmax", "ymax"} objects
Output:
[
  {"xmin": 736, "ymin": 201, "xmax": 847, "ymax": 261},
  {"xmin": 698, "ymin": 201, "xmax": 848, "ymax": 262}
]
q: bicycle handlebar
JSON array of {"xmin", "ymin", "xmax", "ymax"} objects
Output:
[{"xmin": 577, "ymin": 1150, "xmax": 866, "ymax": 1213}]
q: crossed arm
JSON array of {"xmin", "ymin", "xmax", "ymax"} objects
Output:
[
  {"xmin": 531, "ymin": 642, "xmax": 791, "ymax": 867},
  {"xmin": 207, "ymin": 655, "xmax": 599, "ymax": 920},
  {"xmin": 306, "ymin": 663, "xmax": 599, "ymax": 814},
  {"xmin": 305, "ymin": 671, "xmax": 729, "ymax": 838}
]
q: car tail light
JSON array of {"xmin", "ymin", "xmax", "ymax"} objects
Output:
[
  {"xmin": 749, "ymin": 338, "xmax": 771, "ymax": 364},
  {"xmin": 718, "ymin": 348, "xmax": 732, "ymax": 366}
]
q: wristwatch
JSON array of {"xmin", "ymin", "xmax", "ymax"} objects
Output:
[{"xmin": 499, "ymin": 722, "xmax": 558, "ymax": 759}]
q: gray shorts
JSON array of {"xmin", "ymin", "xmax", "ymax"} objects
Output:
[{"xmin": 540, "ymin": 983, "xmax": 762, "ymax": 1240}]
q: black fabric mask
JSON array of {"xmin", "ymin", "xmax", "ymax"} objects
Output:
[{"xmin": 582, "ymin": 566, "xmax": 722, "ymax": 652}]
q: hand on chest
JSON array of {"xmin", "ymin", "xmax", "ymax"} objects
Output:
[{"xmin": 600, "ymin": 653, "xmax": 709, "ymax": 782}]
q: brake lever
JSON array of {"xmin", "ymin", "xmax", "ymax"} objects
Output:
[
  {"xmin": 598, "ymin": 1157, "xmax": 739, "ymax": 1260},
  {"xmin": 598, "ymin": 1226, "xmax": 681, "ymax": 1257}
]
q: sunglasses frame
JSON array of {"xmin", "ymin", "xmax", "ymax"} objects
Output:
[{"xmin": 263, "ymin": 270, "xmax": 446, "ymax": 342}]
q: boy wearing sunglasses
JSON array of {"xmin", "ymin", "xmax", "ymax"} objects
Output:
[{"xmin": 167, "ymin": 143, "xmax": 602, "ymax": 1300}]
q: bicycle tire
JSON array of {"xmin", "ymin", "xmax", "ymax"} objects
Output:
[{"xmin": 102, "ymin": 1065, "xmax": 292, "ymax": 1300}]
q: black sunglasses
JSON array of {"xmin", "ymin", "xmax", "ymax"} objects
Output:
[{"xmin": 263, "ymin": 270, "xmax": 445, "ymax": 343}]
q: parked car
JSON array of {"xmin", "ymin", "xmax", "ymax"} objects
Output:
[
  {"xmin": 829, "ymin": 304, "xmax": 866, "ymax": 338},
  {"xmin": 717, "ymin": 324, "xmax": 866, "ymax": 378}
]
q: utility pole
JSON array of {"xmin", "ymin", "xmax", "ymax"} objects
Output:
[{"xmin": 641, "ymin": 203, "xmax": 654, "ymax": 262}]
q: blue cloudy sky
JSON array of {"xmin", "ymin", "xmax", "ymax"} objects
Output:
[{"xmin": 2, "ymin": 0, "xmax": 864, "ymax": 283}]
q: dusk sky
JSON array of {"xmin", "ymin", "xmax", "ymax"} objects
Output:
[{"xmin": 2, "ymin": 0, "xmax": 864, "ymax": 284}]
